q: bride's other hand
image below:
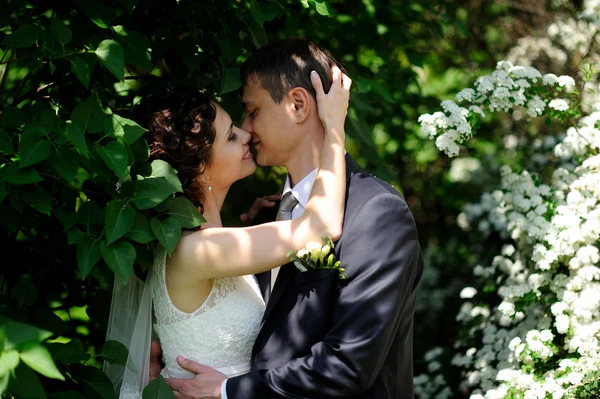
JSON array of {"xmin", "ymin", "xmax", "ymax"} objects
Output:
[
  {"xmin": 239, "ymin": 193, "xmax": 282, "ymax": 226},
  {"xmin": 311, "ymin": 66, "xmax": 352, "ymax": 134}
]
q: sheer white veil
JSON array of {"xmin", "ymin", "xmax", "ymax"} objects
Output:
[{"xmin": 104, "ymin": 268, "xmax": 155, "ymax": 398}]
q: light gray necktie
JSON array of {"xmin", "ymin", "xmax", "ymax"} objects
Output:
[{"xmin": 272, "ymin": 191, "xmax": 300, "ymax": 290}]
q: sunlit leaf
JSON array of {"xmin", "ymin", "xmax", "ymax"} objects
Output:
[
  {"xmin": 95, "ymin": 39, "xmax": 125, "ymax": 81},
  {"xmin": 105, "ymin": 199, "xmax": 136, "ymax": 244},
  {"xmin": 150, "ymin": 217, "xmax": 181, "ymax": 256},
  {"xmin": 19, "ymin": 343, "xmax": 65, "ymax": 380},
  {"xmin": 100, "ymin": 241, "xmax": 136, "ymax": 282}
]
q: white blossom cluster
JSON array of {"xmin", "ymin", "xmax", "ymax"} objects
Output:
[
  {"xmin": 418, "ymin": 61, "xmax": 575, "ymax": 157},
  {"xmin": 446, "ymin": 115, "xmax": 600, "ymax": 398}
]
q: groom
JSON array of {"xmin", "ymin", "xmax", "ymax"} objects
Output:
[{"xmin": 163, "ymin": 38, "xmax": 423, "ymax": 398}]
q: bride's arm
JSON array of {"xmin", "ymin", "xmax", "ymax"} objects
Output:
[{"xmin": 171, "ymin": 67, "xmax": 351, "ymax": 279}]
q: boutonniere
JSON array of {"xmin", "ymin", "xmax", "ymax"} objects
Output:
[{"xmin": 287, "ymin": 236, "xmax": 346, "ymax": 279}]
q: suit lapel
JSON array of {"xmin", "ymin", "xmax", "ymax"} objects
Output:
[
  {"xmin": 259, "ymin": 262, "xmax": 296, "ymax": 329},
  {"xmin": 258, "ymin": 154, "xmax": 361, "ymax": 329}
]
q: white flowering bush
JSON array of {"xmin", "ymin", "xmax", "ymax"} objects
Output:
[
  {"xmin": 418, "ymin": 61, "xmax": 579, "ymax": 157},
  {"xmin": 416, "ymin": 65, "xmax": 600, "ymax": 397}
]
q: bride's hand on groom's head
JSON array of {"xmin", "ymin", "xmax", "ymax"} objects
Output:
[
  {"xmin": 240, "ymin": 193, "xmax": 281, "ymax": 226},
  {"xmin": 311, "ymin": 66, "xmax": 352, "ymax": 133}
]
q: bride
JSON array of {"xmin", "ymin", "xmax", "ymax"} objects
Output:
[{"xmin": 105, "ymin": 67, "xmax": 351, "ymax": 398}]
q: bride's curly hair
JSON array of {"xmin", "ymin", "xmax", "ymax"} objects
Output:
[{"xmin": 135, "ymin": 88, "xmax": 217, "ymax": 211}]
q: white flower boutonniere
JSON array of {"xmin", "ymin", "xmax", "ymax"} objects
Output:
[{"xmin": 287, "ymin": 236, "xmax": 346, "ymax": 279}]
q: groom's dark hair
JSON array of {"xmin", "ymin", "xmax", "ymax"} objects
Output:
[{"xmin": 241, "ymin": 38, "xmax": 346, "ymax": 103}]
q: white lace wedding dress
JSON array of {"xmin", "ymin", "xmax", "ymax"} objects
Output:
[{"xmin": 151, "ymin": 247, "xmax": 266, "ymax": 379}]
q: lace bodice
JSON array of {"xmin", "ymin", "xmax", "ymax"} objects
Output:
[{"xmin": 151, "ymin": 248, "xmax": 265, "ymax": 379}]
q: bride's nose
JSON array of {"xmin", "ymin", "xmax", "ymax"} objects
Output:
[{"xmin": 240, "ymin": 129, "xmax": 252, "ymax": 145}]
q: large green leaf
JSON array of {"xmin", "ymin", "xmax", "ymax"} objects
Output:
[
  {"xmin": 113, "ymin": 26, "xmax": 151, "ymax": 71},
  {"xmin": 150, "ymin": 217, "xmax": 181, "ymax": 256},
  {"xmin": 47, "ymin": 339, "xmax": 90, "ymax": 365},
  {"xmin": 95, "ymin": 39, "xmax": 125, "ymax": 81},
  {"xmin": 64, "ymin": 121, "xmax": 88, "ymax": 156},
  {"xmin": 55, "ymin": 209, "xmax": 77, "ymax": 230},
  {"xmin": 27, "ymin": 309, "xmax": 69, "ymax": 336},
  {"xmin": 1, "ymin": 163, "xmax": 43, "ymax": 185},
  {"xmin": 48, "ymin": 147, "xmax": 80, "ymax": 182},
  {"xmin": 249, "ymin": 22, "xmax": 268, "ymax": 49},
  {"xmin": 75, "ymin": 0, "xmax": 116, "ymax": 29},
  {"xmin": 76, "ymin": 237, "xmax": 102, "ymax": 278},
  {"xmin": 100, "ymin": 241, "xmax": 136, "ymax": 282},
  {"xmin": 49, "ymin": 19, "xmax": 71, "ymax": 45},
  {"xmin": 71, "ymin": 96, "xmax": 106, "ymax": 134},
  {"xmin": 70, "ymin": 364, "xmax": 114, "ymax": 399},
  {"xmin": 98, "ymin": 340, "xmax": 128, "ymax": 366},
  {"xmin": 0, "ymin": 350, "xmax": 20, "ymax": 376},
  {"xmin": 8, "ymin": 363, "xmax": 46, "ymax": 399},
  {"xmin": 1, "ymin": 320, "xmax": 52, "ymax": 351},
  {"xmin": 219, "ymin": 34, "xmax": 241, "ymax": 65},
  {"xmin": 23, "ymin": 185, "xmax": 51, "ymax": 215},
  {"xmin": 70, "ymin": 57, "xmax": 91, "ymax": 89},
  {"xmin": 131, "ymin": 179, "xmax": 179, "ymax": 209},
  {"xmin": 148, "ymin": 160, "xmax": 182, "ymax": 188},
  {"xmin": 19, "ymin": 343, "xmax": 64, "ymax": 380},
  {"xmin": 219, "ymin": 57, "xmax": 242, "ymax": 95},
  {"xmin": 142, "ymin": 375, "xmax": 175, "ymax": 399},
  {"xmin": 130, "ymin": 136, "xmax": 149, "ymax": 162},
  {"xmin": 167, "ymin": 197, "xmax": 206, "ymax": 229},
  {"xmin": 104, "ymin": 113, "xmax": 147, "ymax": 144},
  {"xmin": 127, "ymin": 213, "xmax": 154, "ymax": 243},
  {"xmin": 1, "ymin": 25, "xmax": 38, "ymax": 47},
  {"xmin": 77, "ymin": 201, "xmax": 101, "ymax": 226},
  {"xmin": 104, "ymin": 199, "xmax": 135, "ymax": 244},
  {"xmin": 19, "ymin": 128, "xmax": 50, "ymax": 168},
  {"xmin": 0, "ymin": 130, "xmax": 13, "ymax": 154},
  {"xmin": 95, "ymin": 141, "xmax": 128, "ymax": 179},
  {"xmin": 10, "ymin": 276, "xmax": 37, "ymax": 307}
]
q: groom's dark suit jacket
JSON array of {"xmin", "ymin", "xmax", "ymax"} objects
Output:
[{"xmin": 227, "ymin": 154, "xmax": 423, "ymax": 398}]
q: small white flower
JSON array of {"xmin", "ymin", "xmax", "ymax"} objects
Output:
[
  {"xmin": 549, "ymin": 99, "xmax": 569, "ymax": 111},
  {"xmin": 460, "ymin": 287, "xmax": 478, "ymax": 299}
]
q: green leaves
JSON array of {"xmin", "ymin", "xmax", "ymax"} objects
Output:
[
  {"xmin": 49, "ymin": 20, "xmax": 72, "ymax": 45},
  {"xmin": 76, "ymin": 237, "xmax": 102, "ymax": 278},
  {"xmin": 75, "ymin": 0, "xmax": 117, "ymax": 29},
  {"xmin": 2, "ymin": 25, "xmax": 38, "ymax": 47},
  {"xmin": 19, "ymin": 127, "xmax": 51, "ymax": 168},
  {"xmin": 142, "ymin": 375, "xmax": 175, "ymax": 399},
  {"xmin": 48, "ymin": 147, "xmax": 80, "ymax": 182},
  {"xmin": 97, "ymin": 340, "xmax": 128, "ymax": 366},
  {"xmin": 104, "ymin": 200, "xmax": 135, "ymax": 244},
  {"xmin": 150, "ymin": 217, "xmax": 180, "ymax": 256},
  {"xmin": 71, "ymin": 96, "xmax": 106, "ymax": 134},
  {"xmin": 19, "ymin": 344, "xmax": 64, "ymax": 380},
  {"xmin": 1, "ymin": 163, "xmax": 43, "ymax": 185},
  {"xmin": 127, "ymin": 213, "xmax": 154, "ymax": 244},
  {"xmin": 95, "ymin": 141, "xmax": 128, "ymax": 179},
  {"xmin": 168, "ymin": 197, "xmax": 205, "ymax": 229},
  {"xmin": 220, "ymin": 57, "xmax": 242, "ymax": 95},
  {"xmin": 95, "ymin": 40, "xmax": 125, "ymax": 81},
  {"xmin": 100, "ymin": 241, "xmax": 136, "ymax": 282},
  {"xmin": 70, "ymin": 57, "xmax": 91, "ymax": 89},
  {"xmin": 113, "ymin": 26, "xmax": 151, "ymax": 72},
  {"xmin": 104, "ymin": 113, "xmax": 147, "ymax": 144},
  {"xmin": 132, "ymin": 160, "xmax": 182, "ymax": 209},
  {"xmin": 70, "ymin": 364, "xmax": 114, "ymax": 399},
  {"xmin": 23, "ymin": 185, "xmax": 51, "ymax": 215}
]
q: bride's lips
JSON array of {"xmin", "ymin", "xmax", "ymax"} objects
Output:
[{"xmin": 242, "ymin": 147, "xmax": 253, "ymax": 160}]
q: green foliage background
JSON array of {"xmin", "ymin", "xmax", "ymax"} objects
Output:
[{"xmin": 0, "ymin": 0, "xmax": 584, "ymax": 397}]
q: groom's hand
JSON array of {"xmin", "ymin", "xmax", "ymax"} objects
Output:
[
  {"xmin": 165, "ymin": 356, "xmax": 226, "ymax": 399},
  {"xmin": 149, "ymin": 340, "xmax": 163, "ymax": 382},
  {"xmin": 240, "ymin": 193, "xmax": 281, "ymax": 225}
]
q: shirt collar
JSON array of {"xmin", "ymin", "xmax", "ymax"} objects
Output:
[{"xmin": 283, "ymin": 168, "xmax": 318, "ymax": 210}]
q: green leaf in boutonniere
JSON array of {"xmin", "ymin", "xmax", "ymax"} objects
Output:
[{"xmin": 288, "ymin": 236, "xmax": 345, "ymax": 279}]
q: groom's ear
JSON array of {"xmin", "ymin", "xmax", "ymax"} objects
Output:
[{"xmin": 288, "ymin": 87, "xmax": 311, "ymax": 124}]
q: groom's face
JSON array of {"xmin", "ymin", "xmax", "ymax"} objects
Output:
[{"xmin": 241, "ymin": 75, "xmax": 299, "ymax": 167}]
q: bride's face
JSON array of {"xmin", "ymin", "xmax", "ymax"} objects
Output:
[{"xmin": 205, "ymin": 104, "xmax": 256, "ymax": 189}]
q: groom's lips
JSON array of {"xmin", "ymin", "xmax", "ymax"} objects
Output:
[{"xmin": 252, "ymin": 139, "xmax": 262, "ymax": 151}]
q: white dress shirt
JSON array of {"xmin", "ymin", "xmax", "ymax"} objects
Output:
[{"xmin": 221, "ymin": 168, "xmax": 318, "ymax": 399}]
